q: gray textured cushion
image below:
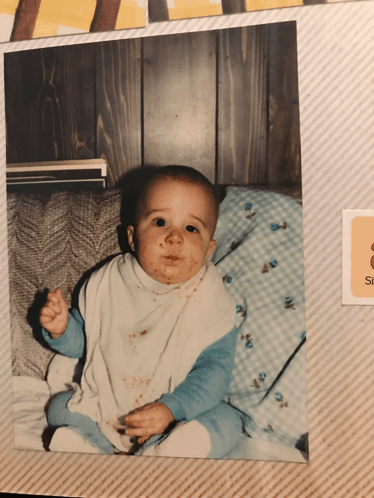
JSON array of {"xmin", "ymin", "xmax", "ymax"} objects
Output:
[{"xmin": 7, "ymin": 189, "xmax": 122, "ymax": 379}]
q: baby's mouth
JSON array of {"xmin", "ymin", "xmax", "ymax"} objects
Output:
[{"xmin": 165, "ymin": 255, "xmax": 180, "ymax": 261}]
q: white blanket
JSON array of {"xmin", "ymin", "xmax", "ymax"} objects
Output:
[
  {"xmin": 67, "ymin": 253, "xmax": 236, "ymax": 452},
  {"xmin": 13, "ymin": 376, "xmax": 50, "ymax": 451},
  {"xmin": 12, "ymin": 375, "xmax": 306, "ymax": 462}
]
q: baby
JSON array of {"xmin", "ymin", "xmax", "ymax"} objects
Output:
[{"xmin": 40, "ymin": 166, "xmax": 243, "ymax": 458}]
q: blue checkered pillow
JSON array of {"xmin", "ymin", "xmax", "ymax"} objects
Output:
[{"xmin": 212, "ymin": 187, "xmax": 308, "ymax": 449}]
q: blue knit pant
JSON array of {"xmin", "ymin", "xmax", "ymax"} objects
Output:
[{"xmin": 47, "ymin": 390, "xmax": 243, "ymax": 457}]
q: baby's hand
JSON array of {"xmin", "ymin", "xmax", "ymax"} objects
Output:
[
  {"xmin": 39, "ymin": 288, "xmax": 68, "ymax": 339},
  {"xmin": 123, "ymin": 402, "xmax": 175, "ymax": 445}
]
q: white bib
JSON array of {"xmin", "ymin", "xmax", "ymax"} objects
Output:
[{"xmin": 68, "ymin": 253, "xmax": 236, "ymax": 451}]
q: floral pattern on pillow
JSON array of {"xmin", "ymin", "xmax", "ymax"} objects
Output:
[{"xmin": 212, "ymin": 187, "xmax": 308, "ymax": 451}]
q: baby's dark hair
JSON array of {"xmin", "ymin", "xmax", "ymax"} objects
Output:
[{"xmin": 134, "ymin": 165, "xmax": 220, "ymax": 233}]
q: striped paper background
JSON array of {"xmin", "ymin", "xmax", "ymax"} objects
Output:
[{"xmin": 1, "ymin": 2, "xmax": 374, "ymax": 496}]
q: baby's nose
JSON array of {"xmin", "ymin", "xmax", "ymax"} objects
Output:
[{"xmin": 165, "ymin": 229, "xmax": 183, "ymax": 244}]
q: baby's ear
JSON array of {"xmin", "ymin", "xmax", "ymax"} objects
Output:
[
  {"xmin": 206, "ymin": 239, "xmax": 217, "ymax": 259},
  {"xmin": 127, "ymin": 226, "xmax": 136, "ymax": 252}
]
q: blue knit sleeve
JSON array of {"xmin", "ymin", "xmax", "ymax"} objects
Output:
[
  {"xmin": 158, "ymin": 327, "xmax": 237, "ymax": 421},
  {"xmin": 41, "ymin": 308, "xmax": 85, "ymax": 359}
]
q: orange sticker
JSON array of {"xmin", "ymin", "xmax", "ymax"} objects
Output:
[{"xmin": 351, "ymin": 217, "xmax": 374, "ymax": 297}]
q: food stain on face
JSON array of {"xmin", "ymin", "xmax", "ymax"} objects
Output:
[{"xmin": 140, "ymin": 330, "xmax": 147, "ymax": 336}]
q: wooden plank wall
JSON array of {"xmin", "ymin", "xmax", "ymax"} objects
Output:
[
  {"xmin": 96, "ymin": 39, "xmax": 142, "ymax": 186},
  {"xmin": 143, "ymin": 31, "xmax": 217, "ymax": 183},
  {"xmin": 267, "ymin": 22, "xmax": 301, "ymax": 186},
  {"xmin": 4, "ymin": 22, "xmax": 301, "ymax": 188},
  {"xmin": 218, "ymin": 25, "xmax": 268, "ymax": 184},
  {"xmin": 5, "ymin": 44, "xmax": 96, "ymax": 163}
]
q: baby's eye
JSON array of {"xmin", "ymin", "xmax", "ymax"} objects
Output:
[
  {"xmin": 186, "ymin": 225, "xmax": 198, "ymax": 233},
  {"xmin": 155, "ymin": 218, "xmax": 166, "ymax": 227}
]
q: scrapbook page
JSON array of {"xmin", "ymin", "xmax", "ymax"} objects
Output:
[{"xmin": 0, "ymin": 1, "xmax": 373, "ymax": 496}]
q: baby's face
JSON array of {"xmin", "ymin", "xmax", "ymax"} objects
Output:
[{"xmin": 127, "ymin": 178, "xmax": 217, "ymax": 285}]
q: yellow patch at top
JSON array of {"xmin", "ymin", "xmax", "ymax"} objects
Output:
[
  {"xmin": 0, "ymin": 0, "xmax": 18, "ymax": 15},
  {"xmin": 31, "ymin": 0, "xmax": 144, "ymax": 33},
  {"xmin": 246, "ymin": 0, "xmax": 303, "ymax": 11},
  {"xmin": 116, "ymin": 0, "xmax": 145, "ymax": 29},
  {"xmin": 167, "ymin": 0, "xmax": 304, "ymax": 19},
  {"xmin": 169, "ymin": 0, "xmax": 222, "ymax": 20},
  {"xmin": 36, "ymin": 0, "xmax": 95, "ymax": 31},
  {"xmin": 351, "ymin": 217, "xmax": 374, "ymax": 297},
  {"xmin": 33, "ymin": 18, "xmax": 60, "ymax": 38}
]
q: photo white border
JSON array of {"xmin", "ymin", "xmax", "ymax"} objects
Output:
[{"xmin": 1, "ymin": 2, "xmax": 374, "ymax": 497}]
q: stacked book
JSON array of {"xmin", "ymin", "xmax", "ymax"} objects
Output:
[{"xmin": 6, "ymin": 159, "xmax": 107, "ymax": 192}]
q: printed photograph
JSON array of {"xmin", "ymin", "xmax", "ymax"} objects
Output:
[
  {"xmin": 5, "ymin": 21, "xmax": 308, "ymax": 461},
  {"xmin": 149, "ymin": 0, "xmax": 369, "ymax": 22},
  {"xmin": 0, "ymin": 0, "xmax": 145, "ymax": 43}
]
